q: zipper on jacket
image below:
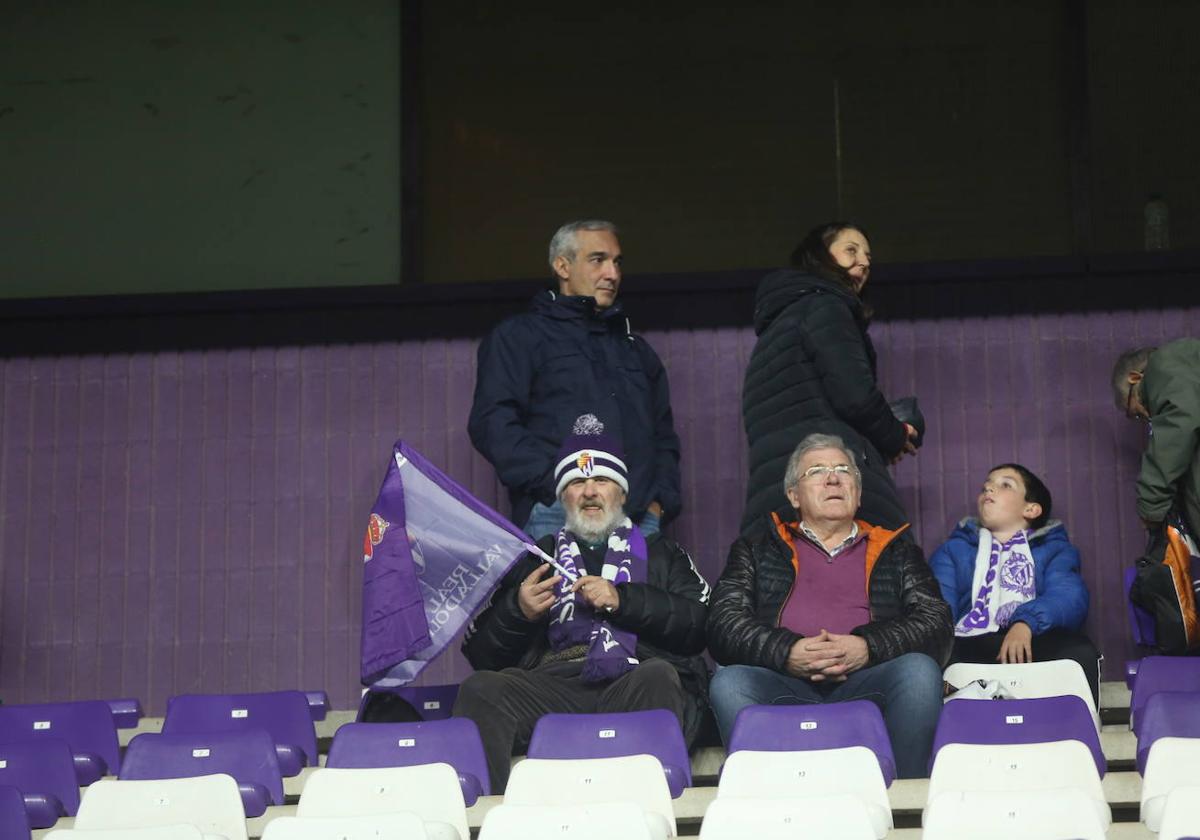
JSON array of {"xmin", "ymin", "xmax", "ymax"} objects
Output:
[{"xmin": 772, "ymin": 523, "xmax": 801, "ymax": 628}]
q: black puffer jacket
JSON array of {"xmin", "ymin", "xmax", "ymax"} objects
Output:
[
  {"xmin": 741, "ymin": 270, "xmax": 909, "ymax": 535},
  {"xmin": 707, "ymin": 515, "xmax": 953, "ymax": 671},
  {"xmin": 462, "ymin": 532, "xmax": 712, "ymax": 744},
  {"xmin": 468, "ymin": 290, "xmax": 682, "ymax": 528}
]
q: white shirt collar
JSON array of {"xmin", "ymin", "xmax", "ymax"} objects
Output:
[{"xmin": 798, "ymin": 521, "xmax": 860, "ymax": 558}]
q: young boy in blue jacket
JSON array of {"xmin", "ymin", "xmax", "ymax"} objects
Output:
[{"xmin": 929, "ymin": 463, "xmax": 1100, "ymax": 702}]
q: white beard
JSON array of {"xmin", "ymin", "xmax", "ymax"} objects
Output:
[{"xmin": 565, "ymin": 502, "xmax": 627, "ymax": 545}]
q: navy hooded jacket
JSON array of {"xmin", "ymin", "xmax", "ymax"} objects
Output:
[
  {"xmin": 928, "ymin": 517, "xmax": 1090, "ymax": 635},
  {"xmin": 468, "ymin": 290, "xmax": 682, "ymax": 527}
]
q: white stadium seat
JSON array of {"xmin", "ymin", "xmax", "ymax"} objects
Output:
[
  {"xmin": 923, "ymin": 787, "xmax": 1107, "ymax": 840},
  {"xmin": 478, "ymin": 802, "xmax": 655, "ymax": 840},
  {"xmin": 46, "ymin": 826, "xmax": 206, "ymax": 840},
  {"xmin": 71, "ymin": 775, "xmax": 248, "ymax": 840},
  {"xmin": 1142, "ymin": 738, "xmax": 1200, "ymax": 831},
  {"xmin": 928, "ymin": 741, "xmax": 1109, "ymax": 828},
  {"xmin": 261, "ymin": 812, "xmax": 430, "ymax": 840},
  {"xmin": 503, "ymin": 755, "xmax": 676, "ymax": 838},
  {"xmin": 1159, "ymin": 784, "xmax": 1200, "ymax": 840},
  {"xmin": 717, "ymin": 747, "xmax": 891, "ymax": 839},
  {"xmin": 298, "ymin": 764, "xmax": 467, "ymax": 840},
  {"xmin": 699, "ymin": 793, "xmax": 875, "ymax": 840},
  {"xmin": 943, "ymin": 659, "xmax": 1100, "ymax": 731}
]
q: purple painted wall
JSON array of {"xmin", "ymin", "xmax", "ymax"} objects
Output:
[{"xmin": 0, "ymin": 308, "xmax": 1187, "ymax": 712}]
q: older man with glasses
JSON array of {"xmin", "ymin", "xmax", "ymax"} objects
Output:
[
  {"xmin": 1112, "ymin": 340, "xmax": 1200, "ymax": 537},
  {"xmin": 706, "ymin": 432, "xmax": 952, "ymax": 778}
]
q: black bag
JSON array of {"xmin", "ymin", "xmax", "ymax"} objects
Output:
[{"xmin": 1130, "ymin": 515, "xmax": 1200, "ymax": 655}]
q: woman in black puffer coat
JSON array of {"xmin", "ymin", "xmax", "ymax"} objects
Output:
[{"xmin": 741, "ymin": 222, "xmax": 918, "ymax": 536}]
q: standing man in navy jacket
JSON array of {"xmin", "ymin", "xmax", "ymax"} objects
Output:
[{"xmin": 469, "ymin": 220, "xmax": 682, "ymax": 538}]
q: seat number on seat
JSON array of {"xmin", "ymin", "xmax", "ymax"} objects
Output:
[
  {"xmin": 800, "ymin": 722, "xmax": 817, "ymax": 730},
  {"xmin": 231, "ymin": 709, "xmax": 248, "ymax": 718},
  {"xmin": 398, "ymin": 739, "xmax": 416, "ymax": 747},
  {"xmin": 192, "ymin": 749, "xmax": 210, "ymax": 757},
  {"xmin": 424, "ymin": 701, "xmax": 440, "ymax": 710},
  {"xmin": 598, "ymin": 729, "xmax": 616, "ymax": 739},
  {"xmin": 33, "ymin": 721, "xmax": 50, "ymax": 730},
  {"xmin": 1004, "ymin": 715, "xmax": 1024, "ymax": 724}
]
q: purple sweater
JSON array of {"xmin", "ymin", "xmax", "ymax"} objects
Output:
[{"xmin": 778, "ymin": 535, "xmax": 871, "ymax": 636}]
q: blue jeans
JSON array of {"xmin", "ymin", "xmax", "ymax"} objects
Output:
[
  {"xmin": 708, "ymin": 652, "xmax": 944, "ymax": 778},
  {"xmin": 524, "ymin": 501, "xmax": 661, "ymax": 540}
]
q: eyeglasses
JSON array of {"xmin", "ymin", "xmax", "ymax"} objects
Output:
[{"xmin": 801, "ymin": 464, "xmax": 855, "ymax": 480}]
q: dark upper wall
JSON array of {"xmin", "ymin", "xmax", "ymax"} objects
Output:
[
  {"xmin": 1089, "ymin": 0, "xmax": 1200, "ymax": 251},
  {"xmin": 417, "ymin": 0, "xmax": 1200, "ymax": 283},
  {"xmin": 0, "ymin": 1, "xmax": 400, "ymax": 299},
  {"xmin": 3, "ymin": 1, "xmax": 1197, "ymax": 302}
]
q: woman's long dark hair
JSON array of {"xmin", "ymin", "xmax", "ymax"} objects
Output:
[{"xmin": 788, "ymin": 220, "xmax": 869, "ymax": 297}]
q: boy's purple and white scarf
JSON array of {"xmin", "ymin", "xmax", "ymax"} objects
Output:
[
  {"xmin": 547, "ymin": 517, "xmax": 646, "ymax": 684},
  {"xmin": 955, "ymin": 527, "xmax": 1037, "ymax": 637}
]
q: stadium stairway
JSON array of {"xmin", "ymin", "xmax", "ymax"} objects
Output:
[{"xmin": 31, "ymin": 679, "xmax": 1155, "ymax": 839}]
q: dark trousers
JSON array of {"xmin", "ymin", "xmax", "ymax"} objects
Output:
[
  {"xmin": 452, "ymin": 658, "xmax": 686, "ymax": 792},
  {"xmin": 950, "ymin": 628, "xmax": 1102, "ymax": 706}
]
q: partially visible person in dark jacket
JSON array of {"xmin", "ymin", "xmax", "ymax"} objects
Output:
[
  {"xmin": 468, "ymin": 220, "xmax": 681, "ymax": 539},
  {"xmin": 454, "ymin": 416, "xmax": 710, "ymax": 792},
  {"xmin": 741, "ymin": 221, "xmax": 918, "ymax": 536},
  {"xmin": 708, "ymin": 433, "xmax": 951, "ymax": 778},
  {"xmin": 1113, "ymin": 340, "xmax": 1200, "ymax": 539},
  {"xmin": 929, "ymin": 463, "xmax": 1099, "ymax": 703}
]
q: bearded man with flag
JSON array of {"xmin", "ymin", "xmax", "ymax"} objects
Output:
[{"xmin": 453, "ymin": 414, "xmax": 711, "ymax": 792}]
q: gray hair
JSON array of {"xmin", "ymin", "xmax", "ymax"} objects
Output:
[
  {"xmin": 548, "ymin": 220, "xmax": 619, "ymax": 270},
  {"xmin": 784, "ymin": 433, "xmax": 861, "ymax": 492},
  {"xmin": 1111, "ymin": 347, "xmax": 1155, "ymax": 409}
]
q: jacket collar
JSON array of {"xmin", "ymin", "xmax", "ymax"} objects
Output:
[
  {"xmin": 753, "ymin": 270, "xmax": 863, "ymax": 335},
  {"xmin": 770, "ymin": 512, "xmax": 909, "ymax": 593},
  {"xmin": 531, "ymin": 288, "xmax": 630, "ymax": 331}
]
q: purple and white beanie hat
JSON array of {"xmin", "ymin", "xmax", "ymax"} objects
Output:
[{"xmin": 554, "ymin": 414, "xmax": 629, "ymax": 497}]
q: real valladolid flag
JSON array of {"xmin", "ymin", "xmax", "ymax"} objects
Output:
[{"xmin": 359, "ymin": 441, "xmax": 543, "ymax": 686}]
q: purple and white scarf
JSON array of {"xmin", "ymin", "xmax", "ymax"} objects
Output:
[
  {"xmin": 547, "ymin": 517, "xmax": 647, "ymax": 684},
  {"xmin": 955, "ymin": 527, "xmax": 1037, "ymax": 637}
]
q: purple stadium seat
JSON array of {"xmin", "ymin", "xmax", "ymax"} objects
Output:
[
  {"xmin": 726, "ymin": 700, "xmax": 897, "ymax": 786},
  {"xmin": 1125, "ymin": 567, "xmax": 1159, "ymax": 648},
  {"xmin": 932, "ymin": 696, "xmax": 1105, "ymax": 776},
  {"xmin": 0, "ymin": 700, "xmax": 120, "ymax": 784},
  {"xmin": 326, "ymin": 718, "xmax": 490, "ymax": 805},
  {"xmin": 121, "ymin": 729, "xmax": 284, "ymax": 818},
  {"xmin": 105, "ymin": 698, "xmax": 144, "ymax": 730},
  {"xmin": 526, "ymin": 709, "xmax": 691, "ymax": 798},
  {"xmin": 0, "ymin": 785, "xmax": 30, "ymax": 840},
  {"xmin": 1135, "ymin": 690, "xmax": 1200, "ymax": 774},
  {"xmin": 1131, "ymin": 657, "xmax": 1200, "ymax": 736},
  {"xmin": 359, "ymin": 684, "xmax": 460, "ymax": 722},
  {"xmin": 0, "ymin": 738, "xmax": 79, "ymax": 828},
  {"xmin": 163, "ymin": 690, "xmax": 316, "ymax": 776},
  {"xmin": 304, "ymin": 690, "xmax": 330, "ymax": 722}
]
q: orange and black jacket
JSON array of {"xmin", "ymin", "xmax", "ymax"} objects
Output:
[{"xmin": 707, "ymin": 514, "xmax": 953, "ymax": 673}]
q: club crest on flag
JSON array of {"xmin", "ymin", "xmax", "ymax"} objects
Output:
[
  {"xmin": 362, "ymin": 513, "xmax": 391, "ymax": 562},
  {"xmin": 576, "ymin": 451, "xmax": 594, "ymax": 476}
]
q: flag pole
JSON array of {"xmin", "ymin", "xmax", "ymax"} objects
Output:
[{"xmin": 524, "ymin": 542, "xmax": 580, "ymax": 583}]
